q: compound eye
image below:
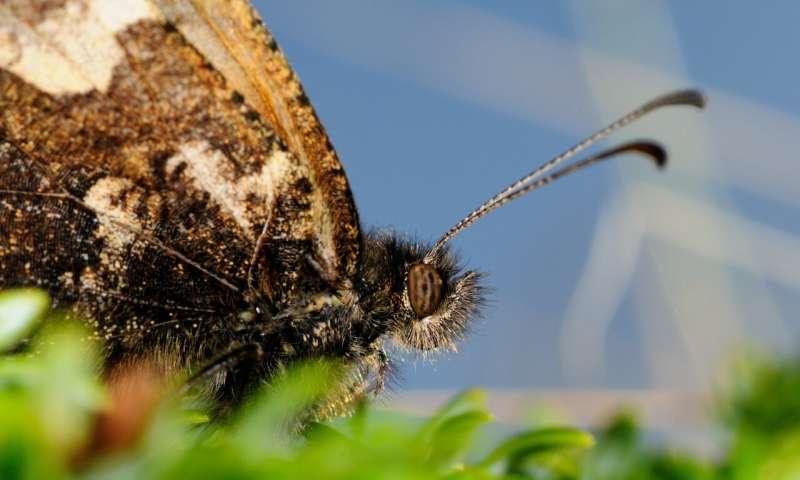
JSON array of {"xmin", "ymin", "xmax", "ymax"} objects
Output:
[{"xmin": 407, "ymin": 263, "xmax": 444, "ymax": 318}]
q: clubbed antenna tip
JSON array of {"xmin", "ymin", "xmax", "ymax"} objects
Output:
[{"xmin": 657, "ymin": 89, "xmax": 707, "ymax": 110}]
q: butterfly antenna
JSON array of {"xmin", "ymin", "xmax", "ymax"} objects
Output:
[{"xmin": 425, "ymin": 89, "xmax": 705, "ymax": 261}]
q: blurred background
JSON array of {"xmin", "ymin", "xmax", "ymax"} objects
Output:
[{"xmin": 256, "ymin": 0, "xmax": 800, "ymax": 439}]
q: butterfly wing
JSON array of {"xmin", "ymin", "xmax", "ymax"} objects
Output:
[
  {"xmin": 151, "ymin": 0, "xmax": 361, "ymax": 282},
  {"xmin": 0, "ymin": 0, "xmax": 359, "ymax": 365}
]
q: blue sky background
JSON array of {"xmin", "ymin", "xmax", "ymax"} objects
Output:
[{"xmin": 254, "ymin": 1, "xmax": 800, "ymax": 393}]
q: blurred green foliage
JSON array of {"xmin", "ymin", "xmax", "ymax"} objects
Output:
[{"xmin": 0, "ymin": 289, "xmax": 799, "ymax": 479}]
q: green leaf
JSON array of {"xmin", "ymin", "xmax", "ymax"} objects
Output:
[
  {"xmin": 229, "ymin": 359, "xmax": 348, "ymax": 456},
  {"xmin": 425, "ymin": 410, "xmax": 492, "ymax": 467},
  {"xmin": 417, "ymin": 389, "xmax": 488, "ymax": 441},
  {"xmin": 412, "ymin": 389, "xmax": 490, "ymax": 466},
  {"xmin": 0, "ymin": 289, "xmax": 49, "ymax": 351},
  {"xmin": 477, "ymin": 427, "xmax": 594, "ymax": 469},
  {"xmin": 580, "ymin": 412, "xmax": 645, "ymax": 480},
  {"xmin": 757, "ymin": 429, "xmax": 800, "ymax": 480},
  {"xmin": 434, "ymin": 389, "xmax": 488, "ymax": 420},
  {"xmin": 30, "ymin": 324, "xmax": 104, "ymax": 453},
  {"xmin": 0, "ymin": 395, "xmax": 68, "ymax": 480}
]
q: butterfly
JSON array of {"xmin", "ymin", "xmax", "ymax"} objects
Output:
[{"xmin": 0, "ymin": 0, "xmax": 704, "ymax": 413}]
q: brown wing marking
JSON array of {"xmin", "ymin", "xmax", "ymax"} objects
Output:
[
  {"xmin": 0, "ymin": 1, "xmax": 360, "ymax": 375},
  {"xmin": 153, "ymin": 0, "xmax": 361, "ymax": 284},
  {"xmin": 0, "ymin": 139, "xmax": 240, "ymax": 350},
  {"xmin": 0, "ymin": 3, "xmax": 332, "ymax": 307}
]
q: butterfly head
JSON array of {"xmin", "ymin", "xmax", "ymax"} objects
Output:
[
  {"xmin": 399, "ymin": 248, "xmax": 485, "ymax": 352},
  {"xmin": 357, "ymin": 90, "xmax": 706, "ymax": 355},
  {"xmin": 356, "ymin": 231, "xmax": 485, "ymax": 352}
]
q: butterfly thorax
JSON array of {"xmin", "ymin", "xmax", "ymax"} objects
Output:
[{"xmin": 196, "ymin": 230, "xmax": 485, "ymax": 407}]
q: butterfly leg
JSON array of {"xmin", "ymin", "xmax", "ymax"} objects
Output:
[{"xmin": 183, "ymin": 342, "xmax": 265, "ymax": 398}]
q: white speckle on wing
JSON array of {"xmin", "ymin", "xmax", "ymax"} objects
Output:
[
  {"xmin": 165, "ymin": 140, "xmax": 293, "ymax": 238},
  {"xmin": 84, "ymin": 176, "xmax": 142, "ymax": 249},
  {"xmin": 0, "ymin": 0, "xmax": 160, "ymax": 95}
]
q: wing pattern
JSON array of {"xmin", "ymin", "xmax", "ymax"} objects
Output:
[{"xmin": 0, "ymin": 0, "xmax": 361, "ymax": 371}]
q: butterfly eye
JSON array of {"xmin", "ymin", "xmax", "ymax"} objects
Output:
[{"xmin": 407, "ymin": 263, "xmax": 444, "ymax": 318}]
